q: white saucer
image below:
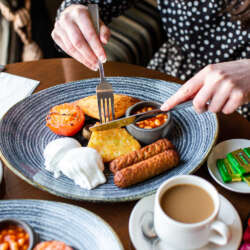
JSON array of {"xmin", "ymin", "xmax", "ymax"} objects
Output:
[
  {"xmin": 129, "ymin": 194, "xmax": 242, "ymax": 250},
  {"xmin": 207, "ymin": 139, "xmax": 250, "ymax": 193}
]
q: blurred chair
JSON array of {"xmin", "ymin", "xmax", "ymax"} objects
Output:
[
  {"xmin": 1, "ymin": 0, "xmax": 164, "ymax": 67},
  {"xmin": 105, "ymin": 0, "xmax": 164, "ymax": 66}
]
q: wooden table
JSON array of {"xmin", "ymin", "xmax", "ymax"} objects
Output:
[{"xmin": 1, "ymin": 58, "xmax": 250, "ymax": 250}]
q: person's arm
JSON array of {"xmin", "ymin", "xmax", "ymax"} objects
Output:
[
  {"xmin": 52, "ymin": 0, "xmax": 135, "ymax": 70},
  {"xmin": 161, "ymin": 59, "xmax": 250, "ymax": 115}
]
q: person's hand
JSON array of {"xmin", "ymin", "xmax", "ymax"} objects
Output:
[
  {"xmin": 161, "ymin": 59, "xmax": 250, "ymax": 114},
  {"xmin": 51, "ymin": 4, "xmax": 110, "ymax": 71}
]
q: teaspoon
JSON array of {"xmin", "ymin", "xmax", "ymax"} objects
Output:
[{"xmin": 141, "ymin": 211, "xmax": 160, "ymax": 249}]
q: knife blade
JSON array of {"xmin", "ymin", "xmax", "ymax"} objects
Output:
[
  {"xmin": 89, "ymin": 100, "xmax": 193, "ymax": 132},
  {"xmin": 89, "ymin": 109, "xmax": 163, "ymax": 132}
]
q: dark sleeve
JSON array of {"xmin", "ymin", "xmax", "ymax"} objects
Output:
[{"xmin": 57, "ymin": 0, "xmax": 136, "ymax": 24}]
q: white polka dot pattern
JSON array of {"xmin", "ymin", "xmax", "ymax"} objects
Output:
[{"xmin": 148, "ymin": 0, "xmax": 250, "ymax": 81}]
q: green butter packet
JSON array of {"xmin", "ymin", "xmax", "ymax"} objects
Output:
[
  {"xmin": 242, "ymin": 174, "xmax": 250, "ymax": 186},
  {"xmin": 224, "ymin": 158, "xmax": 242, "ymax": 180},
  {"xmin": 243, "ymin": 147, "xmax": 250, "ymax": 158},
  {"xmin": 217, "ymin": 159, "xmax": 231, "ymax": 183},
  {"xmin": 216, "ymin": 159, "xmax": 242, "ymax": 183},
  {"xmin": 227, "ymin": 149, "xmax": 250, "ymax": 175}
]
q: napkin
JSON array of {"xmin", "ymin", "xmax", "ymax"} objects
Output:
[{"xmin": 0, "ymin": 72, "xmax": 39, "ymax": 119}]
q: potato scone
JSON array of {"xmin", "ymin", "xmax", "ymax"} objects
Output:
[
  {"xmin": 74, "ymin": 94, "xmax": 140, "ymax": 120},
  {"xmin": 88, "ymin": 128, "xmax": 141, "ymax": 162}
]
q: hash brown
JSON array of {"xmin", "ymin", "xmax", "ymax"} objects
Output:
[{"xmin": 88, "ymin": 128, "xmax": 141, "ymax": 162}]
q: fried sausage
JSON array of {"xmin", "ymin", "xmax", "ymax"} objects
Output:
[
  {"xmin": 114, "ymin": 149, "xmax": 179, "ymax": 188},
  {"xmin": 110, "ymin": 139, "xmax": 175, "ymax": 173}
]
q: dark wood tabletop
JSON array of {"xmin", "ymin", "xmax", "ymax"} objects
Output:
[{"xmin": 1, "ymin": 58, "xmax": 250, "ymax": 250}]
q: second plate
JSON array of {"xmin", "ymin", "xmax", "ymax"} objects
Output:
[
  {"xmin": 0, "ymin": 199, "xmax": 123, "ymax": 250},
  {"xmin": 207, "ymin": 138, "xmax": 250, "ymax": 193}
]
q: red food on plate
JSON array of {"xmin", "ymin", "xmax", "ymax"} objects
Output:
[
  {"xmin": 34, "ymin": 241, "xmax": 73, "ymax": 250},
  {"xmin": 46, "ymin": 103, "xmax": 85, "ymax": 136}
]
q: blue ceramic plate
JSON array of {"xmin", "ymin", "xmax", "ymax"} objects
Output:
[
  {"xmin": 0, "ymin": 199, "xmax": 123, "ymax": 249},
  {"xmin": 0, "ymin": 77, "xmax": 218, "ymax": 201}
]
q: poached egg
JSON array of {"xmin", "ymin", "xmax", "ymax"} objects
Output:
[{"xmin": 44, "ymin": 138, "xmax": 106, "ymax": 189}]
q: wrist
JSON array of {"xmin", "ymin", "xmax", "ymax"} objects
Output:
[{"xmin": 57, "ymin": 1, "xmax": 88, "ymax": 20}]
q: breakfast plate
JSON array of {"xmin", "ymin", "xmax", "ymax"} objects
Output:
[
  {"xmin": 207, "ymin": 139, "xmax": 250, "ymax": 194},
  {"xmin": 129, "ymin": 194, "xmax": 242, "ymax": 250},
  {"xmin": 0, "ymin": 77, "xmax": 218, "ymax": 201},
  {"xmin": 0, "ymin": 199, "xmax": 123, "ymax": 250}
]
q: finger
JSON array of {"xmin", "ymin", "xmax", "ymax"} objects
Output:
[
  {"xmin": 192, "ymin": 81, "xmax": 217, "ymax": 113},
  {"xmin": 76, "ymin": 11, "xmax": 107, "ymax": 62},
  {"xmin": 222, "ymin": 90, "xmax": 244, "ymax": 114},
  {"xmin": 161, "ymin": 71, "xmax": 205, "ymax": 111},
  {"xmin": 207, "ymin": 81, "xmax": 233, "ymax": 113},
  {"xmin": 191, "ymin": 64, "xmax": 230, "ymax": 113},
  {"xmin": 51, "ymin": 30, "xmax": 68, "ymax": 54},
  {"xmin": 60, "ymin": 19, "xmax": 99, "ymax": 67},
  {"xmin": 100, "ymin": 21, "xmax": 110, "ymax": 44},
  {"xmin": 52, "ymin": 25, "xmax": 98, "ymax": 71}
]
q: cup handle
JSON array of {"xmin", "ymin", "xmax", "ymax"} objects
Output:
[{"xmin": 208, "ymin": 220, "xmax": 231, "ymax": 246}]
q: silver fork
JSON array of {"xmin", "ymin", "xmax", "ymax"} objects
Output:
[{"xmin": 88, "ymin": 4, "xmax": 115, "ymax": 123}]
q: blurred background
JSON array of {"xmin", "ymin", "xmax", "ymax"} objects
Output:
[{"xmin": 0, "ymin": 0, "xmax": 165, "ymax": 66}]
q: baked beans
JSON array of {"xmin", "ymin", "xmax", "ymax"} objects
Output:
[
  {"xmin": 135, "ymin": 106, "xmax": 168, "ymax": 129},
  {"xmin": 0, "ymin": 225, "xmax": 29, "ymax": 250}
]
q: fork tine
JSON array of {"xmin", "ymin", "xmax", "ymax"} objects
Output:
[
  {"xmin": 97, "ymin": 94, "xmax": 103, "ymax": 124},
  {"xmin": 102, "ymin": 98, "xmax": 107, "ymax": 123},
  {"xmin": 110, "ymin": 94, "xmax": 115, "ymax": 120},
  {"xmin": 106, "ymin": 97, "xmax": 111, "ymax": 122}
]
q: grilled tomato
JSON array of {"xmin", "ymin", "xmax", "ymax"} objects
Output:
[
  {"xmin": 34, "ymin": 241, "xmax": 73, "ymax": 250},
  {"xmin": 46, "ymin": 103, "xmax": 85, "ymax": 136}
]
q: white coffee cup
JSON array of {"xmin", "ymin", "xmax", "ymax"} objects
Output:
[{"xmin": 154, "ymin": 175, "xmax": 231, "ymax": 249}]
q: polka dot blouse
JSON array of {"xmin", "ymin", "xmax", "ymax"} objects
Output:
[{"xmin": 57, "ymin": 0, "xmax": 250, "ymax": 120}]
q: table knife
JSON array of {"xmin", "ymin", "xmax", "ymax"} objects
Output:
[
  {"xmin": 90, "ymin": 108, "xmax": 164, "ymax": 132},
  {"xmin": 89, "ymin": 100, "xmax": 193, "ymax": 132}
]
